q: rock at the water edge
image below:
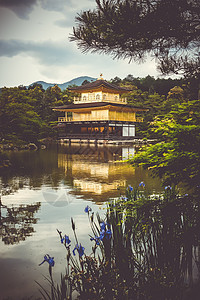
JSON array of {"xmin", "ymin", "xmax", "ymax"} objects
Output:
[{"xmin": 28, "ymin": 143, "xmax": 38, "ymax": 150}]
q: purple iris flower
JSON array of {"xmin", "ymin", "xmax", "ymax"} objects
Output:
[
  {"xmin": 164, "ymin": 185, "xmax": 172, "ymax": 190},
  {"xmin": 84, "ymin": 205, "xmax": 92, "ymax": 213},
  {"xmin": 73, "ymin": 243, "xmax": 85, "ymax": 257},
  {"xmin": 90, "ymin": 236, "xmax": 100, "ymax": 245},
  {"xmin": 100, "ymin": 222, "xmax": 106, "ymax": 231},
  {"xmin": 61, "ymin": 235, "xmax": 71, "ymax": 245},
  {"xmin": 39, "ymin": 254, "xmax": 55, "ymax": 267},
  {"xmin": 105, "ymin": 229, "xmax": 112, "ymax": 240},
  {"xmin": 99, "ymin": 229, "xmax": 105, "ymax": 241},
  {"xmin": 139, "ymin": 181, "xmax": 145, "ymax": 187},
  {"xmin": 127, "ymin": 185, "xmax": 133, "ymax": 192},
  {"xmin": 99, "ymin": 222, "xmax": 112, "ymax": 240}
]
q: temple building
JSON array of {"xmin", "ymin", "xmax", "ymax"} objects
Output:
[{"xmin": 53, "ymin": 75, "xmax": 148, "ymax": 142}]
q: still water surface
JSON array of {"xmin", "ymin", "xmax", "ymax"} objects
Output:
[{"xmin": 0, "ymin": 145, "xmax": 162, "ymax": 299}]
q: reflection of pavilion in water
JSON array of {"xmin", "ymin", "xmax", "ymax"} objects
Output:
[{"xmin": 58, "ymin": 145, "xmax": 136, "ymax": 201}]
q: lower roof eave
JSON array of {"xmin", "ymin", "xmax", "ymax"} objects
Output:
[{"xmin": 57, "ymin": 120, "xmax": 138, "ymax": 125}]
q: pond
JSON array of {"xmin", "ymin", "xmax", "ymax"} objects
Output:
[{"xmin": 0, "ymin": 144, "xmax": 162, "ymax": 299}]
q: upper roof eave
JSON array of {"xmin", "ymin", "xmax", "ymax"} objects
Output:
[
  {"xmin": 68, "ymin": 79, "xmax": 132, "ymax": 93},
  {"xmin": 52, "ymin": 102, "xmax": 149, "ymax": 111}
]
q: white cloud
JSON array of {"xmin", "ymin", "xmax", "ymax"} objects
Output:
[
  {"xmin": 0, "ymin": 6, "xmax": 67, "ymax": 41},
  {"xmin": 0, "ymin": 55, "xmax": 44, "ymax": 87},
  {"xmin": 0, "ymin": 0, "xmax": 160, "ymax": 87},
  {"xmin": 0, "ymin": 38, "xmax": 159, "ymax": 87}
]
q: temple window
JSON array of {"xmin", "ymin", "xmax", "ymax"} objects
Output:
[{"xmin": 96, "ymin": 94, "xmax": 100, "ymax": 100}]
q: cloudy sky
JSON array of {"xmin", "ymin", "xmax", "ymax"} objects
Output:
[{"xmin": 0, "ymin": 0, "xmax": 160, "ymax": 87}]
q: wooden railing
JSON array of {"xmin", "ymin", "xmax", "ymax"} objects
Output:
[
  {"xmin": 58, "ymin": 116, "xmax": 144, "ymax": 123},
  {"xmin": 58, "ymin": 133, "xmax": 139, "ymax": 140},
  {"xmin": 58, "ymin": 117, "xmax": 73, "ymax": 122},
  {"xmin": 74, "ymin": 97, "xmax": 127, "ymax": 104}
]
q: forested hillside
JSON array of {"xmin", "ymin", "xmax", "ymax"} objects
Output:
[
  {"xmin": 110, "ymin": 75, "xmax": 199, "ymax": 138},
  {"xmin": 0, "ymin": 75, "xmax": 198, "ymax": 145},
  {"xmin": 0, "ymin": 84, "xmax": 73, "ymax": 145}
]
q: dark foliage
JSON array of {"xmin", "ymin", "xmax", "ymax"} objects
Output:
[
  {"xmin": 39, "ymin": 187, "xmax": 200, "ymax": 299},
  {"xmin": 71, "ymin": 0, "xmax": 200, "ymax": 80},
  {"xmin": 0, "ymin": 84, "xmax": 74, "ymax": 145},
  {"xmin": 130, "ymin": 99, "xmax": 200, "ymax": 189}
]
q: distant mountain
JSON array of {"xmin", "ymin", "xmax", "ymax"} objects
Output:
[{"xmin": 29, "ymin": 76, "xmax": 97, "ymax": 90}]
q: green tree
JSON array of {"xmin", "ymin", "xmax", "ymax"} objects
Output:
[
  {"xmin": 0, "ymin": 87, "xmax": 52, "ymax": 144},
  {"xmin": 28, "ymin": 83, "xmax": 44, "ymax": 91},
  {"xmin": 51, "ymin": 85, "xmax": 63, "ymax": 104},
  {"xmin": 110, "ymin": 76, "xmax": 122, "ymax": 85},
  {"xmin": 140, "ymin": 75, "xmax": 156, "ymax": 94},
  {"xmin": 0, "ymin": 84, "xmax": 77, "ymax": 145},
  {"xmin": 167, "ymin": 86, "xmax": 184, "ymax": 102},
  {"xmin": 62, "ymin": 88, "xmax": 74, "ymax": 105},
  {"xmin": 29, "ymin": 85, "xmax": 46, "ymax": 116},
  {"xmin": 111, "ymin": 74, "xmax": 185, "ymax": 97},
  {"xmin": 163, "ymin": 86, "xmax": 185, "ymax": 112},
  {"xmin": 126, "ymin": 87, "xmax": 166, "ymax": 137},
  {"xmin": 154, "ymin": 77, "xmax": 184, "ymax": 97},
  {"xmin": 130, "ymin": 99, "xmax": 200, "ymax": 188}
]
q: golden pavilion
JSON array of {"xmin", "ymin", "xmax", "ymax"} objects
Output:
[{"xmin": 53, "ymin": 75, "xmax": 148, "ymax": 142}]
